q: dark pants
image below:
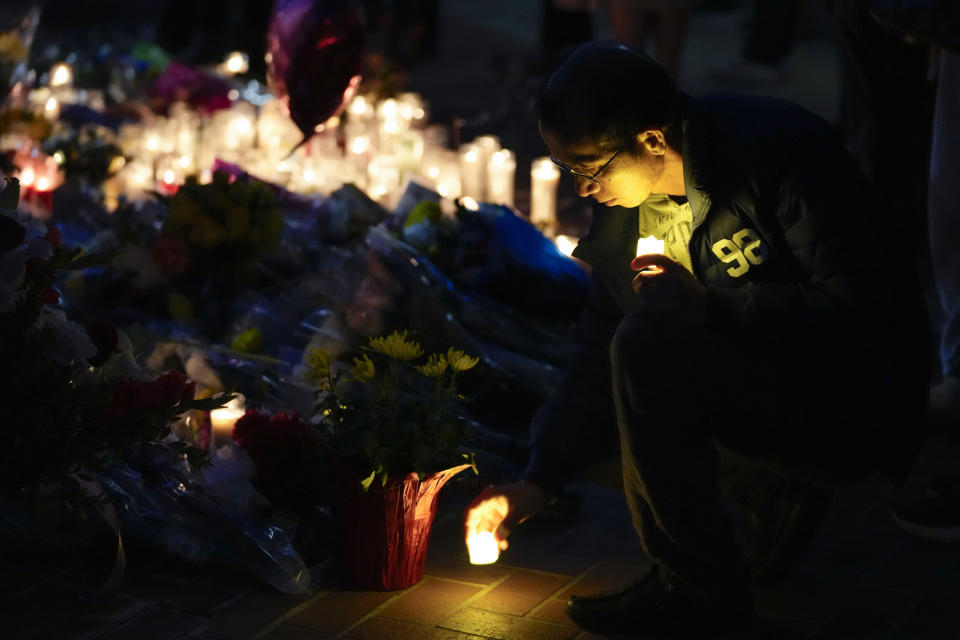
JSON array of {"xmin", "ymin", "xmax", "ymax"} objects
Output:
[
  {"xmin": 742, "ymin": 0, "xmax": 803, "ymax": 65},
  {"xmin": 608, "ymin": 310, "xmax": 894, "ymax": 603}
]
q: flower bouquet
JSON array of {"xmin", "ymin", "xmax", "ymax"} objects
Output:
[
  {"xmin": 305, "ymin": 330, "xmax": 478, "ymax": 589},
  {"xmin": 0, "ymin": 175, "xmax": 225, "ymax": 521}
]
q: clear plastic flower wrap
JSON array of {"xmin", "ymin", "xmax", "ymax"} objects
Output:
[{"xmin": 95, "ymin": 442, "xmax": 312, "ymax": 595}]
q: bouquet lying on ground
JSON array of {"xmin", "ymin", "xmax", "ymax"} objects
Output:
[
  {"xmin": 306, "ymin": 330, "xmax": 479, "ymax": 490},
  {"xmin": 0, "ymin": 177, "xmax": 225, "ymax": 513}
]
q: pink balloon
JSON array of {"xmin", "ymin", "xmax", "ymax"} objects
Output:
[{"xmin": 266, "ymin": 0, "xmax": 366, "ymax": 140}]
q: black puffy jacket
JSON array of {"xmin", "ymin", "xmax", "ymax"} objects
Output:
[{"xmin": 521, "ymin": 94, "xmax": 930, "ymax": 492}]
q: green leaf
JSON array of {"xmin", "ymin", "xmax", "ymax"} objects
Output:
[
  {"xmin": 360, "ymin": 469, "xmax": 376, "ymax": 491},
  {"xmin": 230, "ymin": 327, "xmax": 263, "ymax": 354},
  {"xmin": 404, "ymin": 200, "xmax": 442, "ymax": 228},
  {"xmin": 62, "ymin": 250, "xmax": 121, "ymax": 271}
]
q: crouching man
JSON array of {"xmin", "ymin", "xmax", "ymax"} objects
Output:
[{"xmin": 465, "ymin": 41, "xmax": 929, "ymax": 638}]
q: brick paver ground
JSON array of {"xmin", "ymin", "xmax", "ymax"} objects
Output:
[{"xmin": 4, "ymin": 427, "xmax": 958, "ymax": 639}]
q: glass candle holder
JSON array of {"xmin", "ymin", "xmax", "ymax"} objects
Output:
[
  {"xmin": 530, "ymin": 157, "xmax": 560, "ymax": 230},
  {"xmin": 458, "ymin": 142, "xmax": 484, "ymax": 201},
  {"xmin": 486, "ymin": 149, "xmax": 515, "ymax": 206}
]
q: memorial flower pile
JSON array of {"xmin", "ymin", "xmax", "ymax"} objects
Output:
[{"xmin": 0, "ymin": 177, "xmax": 225, "ymax": 512}]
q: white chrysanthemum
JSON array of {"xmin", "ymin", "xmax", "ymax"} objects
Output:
[{"xmin": 33, "ymin": 308, "xmax": 97, "ymax": 366}]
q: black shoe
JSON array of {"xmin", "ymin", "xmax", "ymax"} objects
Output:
[
  {"xmin": 893, "ymin": 492, "xmax": 960, "ymax": 542},
  {"xmin": 565, "ymin": 565, "xmax": 754, "ymax": 639},
  {"xmin": 742, "ymin": 478, "xmax": 832, "ymax": 582}
]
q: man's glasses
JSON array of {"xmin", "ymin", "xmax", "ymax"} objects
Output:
[{"xmin": 550, "ymin": 129, "xmax": 641, "ymax": 184}]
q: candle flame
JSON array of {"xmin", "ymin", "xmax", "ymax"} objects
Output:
[
  {"xmin": 44, "ymin": 97, "xmax": 59, "ymax": 118},
  {"xmin": 636, "ymin": 235, "xmax": 665, "ymax": 257},
  {"xmin": 223, "ymin": 52, "xmax": 249, "ymax": 75},
  {"xmin": 555, "ymin": 234, "xmax": 578, "ymax": 257},
  {"xmin": 50, "ymin": 63, "xmax": 72, "ymax": 87},
  {"xmin": 20, "ymin": 166, "xmax": 35, "ymax": 187},
  {"xmin": 36, "ymin": 176, "xmax": 50, "ymax": 191},
  {"xmin": 465, "ymin": 495, "xmax": 509, "ymax": 565},
  {"xmin": 351, "ymin": 136, "xmax": 370, "ymax": 155},
  {"xmin": 468, "ymin": 531, "xmax": 500, "ymax": 565}
]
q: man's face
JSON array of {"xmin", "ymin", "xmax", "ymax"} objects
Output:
[{"xmin": 541, "ymin": 126, "xmax": 666, "ymax": 209}]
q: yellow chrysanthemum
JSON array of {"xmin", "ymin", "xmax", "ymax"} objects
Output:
[
  {"xmin": 304, "ymin": 348, "xmax": 332, "ymax": 386},
  {"xmin": 349, "ymin": 354, "xmax": 376, "ymax": 383},
  {"xmin": 367, "ymin": 330, "xmax": 423, "ymax": 361},
  {"xmin": 0, "ymin": 33, "xmax": 26, "ymax": 63},
  {"xmin": 446, "ymin": 348, "xmax": 479, "ymax": 372},
  {"xmin": 416, "ymin": 353, "xmax": 447, "ymax": 378}
]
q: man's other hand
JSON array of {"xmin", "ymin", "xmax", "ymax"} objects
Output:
[{"xmin": 630, "ymin": 254, "xmax": 706, "ymax": 325}]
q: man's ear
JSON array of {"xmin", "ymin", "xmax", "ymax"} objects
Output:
[{"xmin": 636, "ymin": 130, "xmax": 667, "ymax": 155}]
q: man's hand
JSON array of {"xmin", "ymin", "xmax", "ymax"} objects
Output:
[
  {"xmin": 463, "ymin": 482, "xmax": 547, "ymax": 550},
  {"xmin": 630, "ymin": 254, "xmax": 706, "ymax": 325}
]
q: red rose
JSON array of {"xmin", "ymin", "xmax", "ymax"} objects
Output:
[
  {"xmin": 107, "ymin": 371, "xmax": 196, "ymax": 420},
  {"xmin": 155, "ymin": 370, "xmax": 197, "ymax": 405},
  {"xmin": 150, "ymin": 235, "xmax": 191, "ymax": 275},
  {"xmin": 38, "ymin": 288, "xmax": 59, "ymax": 305},
  {"xmin": 108, "ymin": 379, "xmax": 165, "ymax": 419},
  {"xmin": 43, "ymin": 225, "xmax": 61, "ymax": 248},
  {"xmin": 233, "ymin": 410, "xmax": 311, "ymax": 478}
]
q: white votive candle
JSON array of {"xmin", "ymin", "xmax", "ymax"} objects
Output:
[
  {"xmin": 530, "ymin": 157, "xmax": 560, "ymax": 229},
  {"xmin": 459, "ymin": 143, "xmax": 484, "ymax": 201},
  {"xmin": 555, "ymin": 234, "xmax": 578, "ymax": 257},
  {"xmin": 636, "ymin": 235, "xmax": 665, "ymax": 256},
  {"xmin": 210, "ymin": 394, "xmax": 246, "ymax": 449},
  {"xmin": 486, "ymin": 149, "xmax": 515, "ymax": 206}
]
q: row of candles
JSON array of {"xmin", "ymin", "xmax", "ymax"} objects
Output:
[{"xmin": 1, "ymin": 55, "xmax": 592, "ymax": 255}]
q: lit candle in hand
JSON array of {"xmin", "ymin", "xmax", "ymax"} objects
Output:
[
  {"xmin": 636, "ymin": 235, "xmax": 665, "ymax": 257},
  {"xmin": 634, "ymin": 236, "xmax": 666, "ymax": 275}
]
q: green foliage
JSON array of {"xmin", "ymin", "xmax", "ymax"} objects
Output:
[
  {"xmin": 231, "ymin": 327, "xmax": 264, "ymax": 354},
  {"xmin": 0, "ymin": 178, "xmax": 225, "ymax": 510},
  {"xmin": 307, "ymin": 331, "xmax": 478, "ymax": 490},
  {"xmin": 404, "ymin": 200, "xmax": 442, "ymax": 228},
  {"xmin": 163, "ymin": 171, "xmax": 283, "ymax": 280},
  {"xmin": 42, "ymin": 128, "xmax": 125, "ymax": 186}
]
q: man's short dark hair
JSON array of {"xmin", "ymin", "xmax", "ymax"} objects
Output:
[{"xmin": 538, "ymin": 41, "xmax": 682, "ymax": 153}]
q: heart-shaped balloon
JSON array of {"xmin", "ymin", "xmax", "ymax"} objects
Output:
[{"xmin": 266, "ymin": 0, "xmax": 366, "ymax": 141}]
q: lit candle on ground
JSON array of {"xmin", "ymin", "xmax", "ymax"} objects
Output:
[
  {"xmin": 367, "ymin": 154, "xmax": 401, "ymax": 204},
  {"xmin": 465, "ymin": 495, "xmax": 510, "ymax": 565},
  {"xmin": 486, "ymin": 149, "xmax": 515, "ymax": 206},
  {"xmin": 423, "ymin": 149, "xmax": 461, "ymax": 199},
  {"xmin": 530, "ymin": 157, "xmax": 560, "ymax": 230},
  {"xmin": 459, "ymin": 143, "xmax": 483, "ymax": 200},
  {"xmin": 468, "ymin": 531, "xmax": 500, "ymax": 565},
  {"xmin": 219, "ymin": 51, "xmax": 249, "ymax": 76},
  {"xmin": 555, "ymin": 234, "xmax": 578, "ymax": 257},
  {"xmin": 43, "ymin": 96, "xmax": 59, "ymax": 121},
  {"xmin": 210, "ymin": 394, "xmax": 246, "ymax": 449},
  {"xmin": 49, "ymin": 62, "xmax": 73, "ymax": 88}
]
